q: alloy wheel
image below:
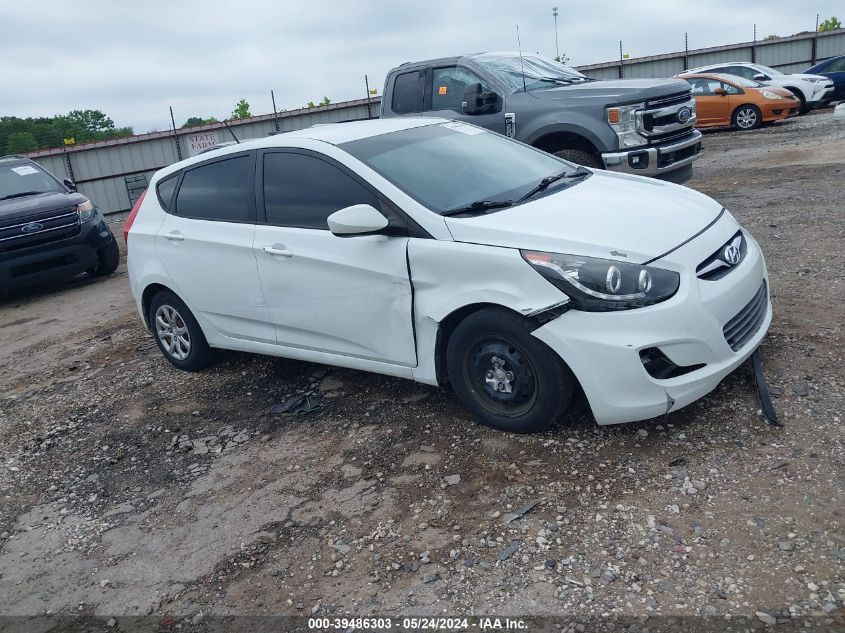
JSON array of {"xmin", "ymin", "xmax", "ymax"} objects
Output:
[
  {"xmin": 736, "ymin": 108, "xmax": 758, "ymax": 129},
  {"xmin": 155, "ymin": 304, "xmax": 191, "ymax": 361}
]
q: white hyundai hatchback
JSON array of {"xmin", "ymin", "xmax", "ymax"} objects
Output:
[{"xmin": 126, "ymin": 118, "xmax": 771, "ymax": 433}]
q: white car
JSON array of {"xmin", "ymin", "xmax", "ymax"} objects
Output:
[
  {"xmin": 681, "ymin": 62, "xmax": 834, "ymax": 112},
  {"xmin": 125, "ymin": 118, "xmax": 771, "ymax": 433}
]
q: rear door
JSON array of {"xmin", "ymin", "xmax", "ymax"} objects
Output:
[
  {"xmin": 387, "ymin": 69, "xmax": 426, "ymax": 117},
  {"xmin": 155, "ymin": 152, "xmax": 275, "ymax": 344},
  {"xmin": 252, "ymin": 149, "xmax": 416, "ymax": 365}
]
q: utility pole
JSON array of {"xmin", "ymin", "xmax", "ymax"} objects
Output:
[
  {"xmin": 364, "ymin": 75, "xmax": 373, "ymax": 119},
  {"xmin": 271, "ymin": 90, "xmax": 280, "ymax": 132},
  {"xmin": 169, "ymin": 106, "xmax": 183, "ymax": 161},
  {"xmin": 752, "ymin": 24, "xmax": 757, "ymax": 63},
  {"xmin": 552, "ymin": 7, "xmax": 559, "ymax": 60},
  {"xmin": 618, "ymin": 40, "xmax": 624, "ymax": 79},
  {"xmin": 684, "ymin": 32, "xmax": 689, "ymax": 71}
]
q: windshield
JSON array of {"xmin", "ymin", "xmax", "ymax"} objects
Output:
[
  {"xmin": 0, "ymin": 162, "xmax": 63, "ymax": 200},
  {"xmin": 754, "ymin": 64, "xmax": 782, "ymax": 76},
  {"xmin": 340, "ymin": 122, "xmax": 584, "ymax": 214},
  {"xmin": 470, "ymin": 53, "xmax": 591, "ymax": 93}
]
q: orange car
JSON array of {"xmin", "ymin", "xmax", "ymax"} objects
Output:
[{"xmin": 676, "ymin": 73, "xmax": 800, "ymax": 130}]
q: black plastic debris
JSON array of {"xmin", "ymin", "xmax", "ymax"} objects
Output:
[
  {"xmin": 751, "ymin": 349, "xmax": 780, "ymax": 426},
  {"xmin": 268, "ymin": 394, "xmax": 322, "ymax": 417},
  {"xmin": 504, "ymin": 499, "xmax": 541, "ymax": 523},
  {"xmin": 497, "ymin": 540, "xmax": 521, "ymax": 562}
]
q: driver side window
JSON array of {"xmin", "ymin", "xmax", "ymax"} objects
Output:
[{"xmin": 430, "ymin": 67, "xmax": 488, "ymax": 112}]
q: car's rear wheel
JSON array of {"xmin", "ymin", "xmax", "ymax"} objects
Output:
[
  {"xmin": 149, "ymin": 290, "xmax": 213, "ymax": 371},
  {"xmin": 732, "ymin": 104, "xmax": 762, "ymax": 130},
  {"xmin": 446, "ymin": 307, "xmax": 574, "ymax": 433},
  {"xmin": 87, "ymin": 237, "xmax": 120, "ymax": 277}
]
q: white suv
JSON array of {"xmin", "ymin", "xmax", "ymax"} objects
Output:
[
  {"xmin": 126, "ymin": 118, "xmax": 771, "ymax": 433},
  {"xmin": 681, "ymin": 62, "xmax": 834, "ymax": 112}
]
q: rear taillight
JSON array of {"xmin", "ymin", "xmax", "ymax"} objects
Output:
[{"xmin": 123, "ymin": 189, "xmax": 147, "ymax": 246}]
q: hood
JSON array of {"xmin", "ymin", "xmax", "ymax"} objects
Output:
[
  {"xmin": 774, "ymin": 73, "xmax": 832, "ymax": 84},
  {"xmin": 444, "ymin": 171, "xmax": 723, "ymax": 263},
  {"xmin": 528, "ymin": 78, "xmax": 691, "ymax": 105},
  {"xmin": 0, "ymin": 191, "xmax": 87, "ymax": 222}
]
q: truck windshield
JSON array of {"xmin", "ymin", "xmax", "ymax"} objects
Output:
[
  {"xmin": 0, "ymin": 163, "xmax": 63, "ymax": 200},
  {"xmin": 470, "ymin": 53, "xmax": 594, "ymax": 93},
  {"xmin": 339, "ymin": 121, "xmax": 585, "ymax": 215}
]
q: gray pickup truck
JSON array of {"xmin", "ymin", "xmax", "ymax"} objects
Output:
[{"xmin": 381, "ymin": 52, "xmax": 703, "ymax": 183}]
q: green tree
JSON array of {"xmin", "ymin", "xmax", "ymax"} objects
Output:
[
  {"xmin": 230, "ymin": 98, "xmax": 251, "ymax": 120},
  {"xmin": 764, "ymin": 34, "xmax": 779, "ymax": 41},
  {"xmin": 818, "ymin": 16, "xmax": 841, "ymax": 32},
  {"xmin": 182, "ymin": 116, "xmax": 219, "ymax": 127},
  {"xmin": 5, "ymin": 131, "xmax": 39, "ymax": 154},
  {"xmin": 306, "ymin": 101, "xmax": 316, "ymax": 108},
  {"xmin": 320, "ymin": 96, "xmax": 331, "ymax": 106}
]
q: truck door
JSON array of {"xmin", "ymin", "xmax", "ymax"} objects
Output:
[{"xmin": 424, "ymin": 66, "xmax": 507, "ymax": 134}]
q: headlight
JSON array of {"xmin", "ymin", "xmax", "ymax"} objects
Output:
[
  {"xmin": 606, "ymin": 102, "xmax": 646, "ymax": 148},
  {"xmin": 804, "ymin": 77, "xmax": 827, "ymax": 84},
  {"xmin": 76, "ymin": 200, "xmax": 96, "ymax": 223},
  {"xmin": 761, "ymin": 90, "xmax": 784, "ymax": 100},
  {"xmin": 521, "ymin": 250, "xmax": 680, "ymax": 311}
]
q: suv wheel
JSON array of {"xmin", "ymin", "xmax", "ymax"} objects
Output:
[
  {"xmin": 149, "ymin": 290, "xmax": 213, "ymax": 371},
  {"xmin": 87, "ymin": 238, "xmax": 120, "ymax": 277},
  {"xmin": 446, "ymin": 308, "xmax": 574, "ymax": 433}
]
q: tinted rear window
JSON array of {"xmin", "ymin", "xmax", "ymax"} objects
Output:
[
  {"xmin": 156, "ymin": 174, "xmax": 179, "ymax": 211},
  {"xmin": 392, "ymin": 71, "xmax": 424, "ymax": 114},
  {"xmin": 175, "ymin": 156, "xmax": 252, "ymax": 222}
]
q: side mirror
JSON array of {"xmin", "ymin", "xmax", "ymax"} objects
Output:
[
  {"xmin": 462, "ymin": 83, "xmax": 499, "ymax": 115},
  {"xmin": 63, "ymin": 178, "xmax": 77, "ymax": 191},
  {"xmin": 753, "ymin": 73, "xmax": 768, "ymax": 81},
  {"xmin": 713, "ymin": 87, "xmax": 728, "ymax": 96},
  {"xmin": 327, "ymin": 204, "xmax": 389, "ymax": 237}
]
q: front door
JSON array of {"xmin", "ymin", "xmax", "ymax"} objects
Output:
[
  {"xmin": 253, "ymin": 149, "xmax": 416, "ymax": 366},
  {"xmin": 424, "ymin": 65, "xmax": 507, "ymax": 134},
  {"xmin": 156, "ymin": 152, "xmax": 275, "ymax": 344}
]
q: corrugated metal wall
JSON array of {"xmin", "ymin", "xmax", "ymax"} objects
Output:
[
  {"xmin": 23, "ymin": 99, "xmax": 379, "ymax": 219},
  {"xmin": 576, "ymin": 29, "xmax": 844, "ymax": 79}
]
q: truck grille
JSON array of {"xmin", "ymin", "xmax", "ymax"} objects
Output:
[
  {"xmin": 0, "ymin": 206, "xmax": 81, "ymax": 253},
  {"xmin": 723, "ymin": 281, "xmax": 768, "ymax": 352},
  {"xmin": 646, "ymin": 91, "xmax": 692, "ymax": 109},
  {"xmin": 637, "ymin": 90, "xmax": 696, "ymax": 139}
]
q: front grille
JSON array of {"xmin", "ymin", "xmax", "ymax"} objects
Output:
[
  {"xmin": 646, "ymin": 91, "xmax": 692, "ymax": 109},
  {"xmin": 647, "ymin": 129, "xmax": 697, "ymax": 146},
  {"xmin": 0, "ymin": 206, "xmax": 80, "ymax": 253},
  {"xmin": 723, "ymin": 281, "xmax": 768, "ymax": 352},
  {"xmin": 697, "ymin": 231, "xmax": 746, "ymax": 280}
]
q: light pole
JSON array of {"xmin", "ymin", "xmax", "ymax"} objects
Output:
[{"xmin": 552, "ymin": 6, "xmax": 559, "ymax": 60}]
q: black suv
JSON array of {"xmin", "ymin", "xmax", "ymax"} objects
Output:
[{"xmin": 0, "ymin": 155, "xmax": 119, "ymax": 290}]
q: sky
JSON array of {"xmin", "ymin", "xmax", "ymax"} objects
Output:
[{"xmin": 0, "ymin": 1, "xmax": 840, "ymax": 133}]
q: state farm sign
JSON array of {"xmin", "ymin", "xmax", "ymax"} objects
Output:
[{"xmin": 186, "ymin": 131, "xmax": 219, "ymax": 156}]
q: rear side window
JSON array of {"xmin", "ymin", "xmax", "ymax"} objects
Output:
[
  {"xmin": 828, "ymin": 58, "xmax": 845, "ymax": 72},
  {"xmin": 263, "ymin": 152, "xmax": 380, "ymax": 229},
  {"xmin": 392, "ymin": 70, "xmax": 425, "ymax": 113},
  {"xmin": 175, "ymin": 155, "xmax": 252, "ymax": 222},
  {"xmin": 156, "ymin": 174, "xmax": 179, "ymax": 212}
]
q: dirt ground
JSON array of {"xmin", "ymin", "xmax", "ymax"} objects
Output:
[{"xmin": 0, "ymin": 113, "xmax": 843, "ymax": 633}]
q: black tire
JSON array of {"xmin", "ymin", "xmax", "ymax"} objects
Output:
[
  {"xmin": 445, "ymin": 307, "xmax": 574, "ymax": 433},
  {"xmin": 149, "ymin": 290, "xmax": 214, "ymax": 372},
  {"xmin": 731, "ymin": 104, "xmax": 762, "ymax": 130},
  {"xmin": 553, "ymin": 148, "xmax": 603, "ymax": 168},
  {"xmin": 784, "ymin": 88, "xmax": 808, "ymax": 114},
  {"xmin": 87, "ymin": 237, "xmax": 120, "ymax": 277}
]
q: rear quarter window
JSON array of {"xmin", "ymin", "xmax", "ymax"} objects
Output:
[
  {"xmin": 175, "ymin": 155, "xmax": 253, "ymax": 222},
  {"xmin": 392, "ymin": 70, "xmax": 425, "ymax": 114},
  {"xmin": 156, "ymin": 174, "xmax": 179, "ymax": 212}
]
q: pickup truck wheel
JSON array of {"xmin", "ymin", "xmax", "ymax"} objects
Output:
[
  {"xmin": 446, "ymin": 307, "xmax": 574, "ymax": 434},
  {"xmin": 87, "ymin": 237, "xmax": 120, "ymax": 277},
  {"xmin": 732, "ymin": 104, "xmax": 762, "ymax": 130},
  {"xmin": 553, "ymin": 148, "xmax": 602, "ymax": 169},
  {"xmin": 149, "ymin": 290, "xmax": 214, "ymax": 371}
]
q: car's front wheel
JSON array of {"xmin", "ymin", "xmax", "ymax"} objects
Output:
[
  {"xmin": 446, "ymin": 308, "xmax": 574, "ymax": 433},
  {"xmin": 732, "ymin": 104, "xmax": 762, "ymax": 130},
  {"xmin": 149, "ymin": 290, "xmax": 214, "ymax": 371}
]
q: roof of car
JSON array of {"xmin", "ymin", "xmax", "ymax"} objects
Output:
[
  {"xmin": 0, "ymin": 155, "xmax": 31, "ymax": 165},
  {"xmin": 681, "ymin": 62, "xmax": 757, "ymax": 73}
]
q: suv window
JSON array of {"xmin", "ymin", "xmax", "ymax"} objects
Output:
[
  {"xmin": 726, "ymin": 66, "xmax": 762, "ymax": 80},
  {"xmin": 262, "ymin": 152, "xmax": 380, "ymax": 229},
  {"xmin": 175, "ymin": 155, "xmax": 252, "ymax": 222},
  {"xmin": 430, "ymin": 66, "xmax": 488, "ymax": 112},
  {"xmin": 828, "ymin": 58, "xmax": 845, "ymax": 72},
  {"xmin": 156, "ymin": 174, "xmax": 179, "ymax": 211},
  {"xmin": 392, "ymin": 70, "xmax": 425, "ymax": 113}
]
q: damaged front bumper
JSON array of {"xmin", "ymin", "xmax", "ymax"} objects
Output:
[{"xmin": 531, "ymin": 228, "xmax": 771, "ymax": 425}]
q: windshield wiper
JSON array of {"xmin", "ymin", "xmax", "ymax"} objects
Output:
[
  {"xmin": 0, "ymin": 191, "xmax": 47, "ymax": 201},
  {"xmin": 518, "ymin": 166, "xmax": 591, "ymax": 202},
  {"xmin": 441, "ymin": 199, "xmax": 515, "ymax": 217}
]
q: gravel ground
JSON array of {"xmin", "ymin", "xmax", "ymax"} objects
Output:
[{"xmin": 0, "ymin": 111, "xmax": 843, "ymax": 633}]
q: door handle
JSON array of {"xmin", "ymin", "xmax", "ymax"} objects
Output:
[
  {"xmin": 263, "ymin": 245, "xmax": 293, "ymax": 257},
  {"xmin": 163, "ymin": 231, "xmax": 184, "ymax": 243}
]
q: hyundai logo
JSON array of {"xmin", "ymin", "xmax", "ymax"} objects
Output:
[
  {"xmin": 21, "ymin": 222, "xmax": 44, "ymax": 234},
  {"xmin": 723, "ymin": 244, "xmax": 741, "ymax": 265},
  {"xmin": 677, "ymin": 107, "xmax": 692, "ymax": 124}
]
